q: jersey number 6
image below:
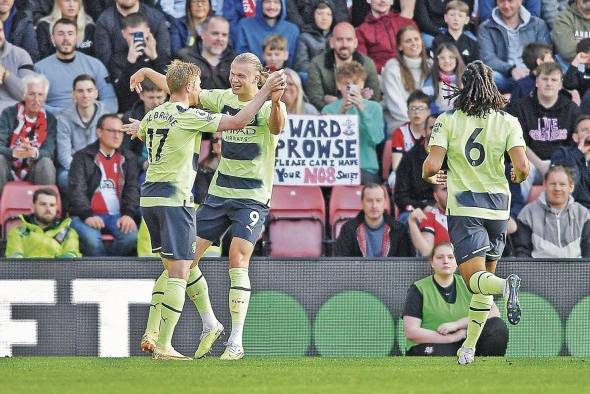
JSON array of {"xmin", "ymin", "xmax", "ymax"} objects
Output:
[{"xmin": 464, "ymin": 127, "xmax": 485, "ymax": 167}]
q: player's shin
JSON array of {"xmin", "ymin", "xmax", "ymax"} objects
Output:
[
  {"xmin": 156, "ymin": 277, "xmax": 187, "ymax": 349},
  {"xmin": 186, "ymin": 266, "xmax": 218, "ymax": 329},
  {"xmin": 469, "ymin": 270, "xmax": 506, "ymax": 295},
  {"xmin": 145, "ymin": 270, "xmax": 168, "ymax": 336},
  {"xmin": 463, "ymin": 294, "xmax": 494, "ymax": 350},
  {"xmin": 228, "ymin": 268, "xmax": 251, "ymax": 347}
]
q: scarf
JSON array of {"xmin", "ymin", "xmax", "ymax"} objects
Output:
[
  {"xmin": 9, "ymin": 103, "xmax": 48, "ymax": 180},
  {"xmin": 355, "ymin": 222, "xmax": 391, "ymax": 257}
]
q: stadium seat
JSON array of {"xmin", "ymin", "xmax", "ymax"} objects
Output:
[
  {"xmin": 329, "ymin": 185, "xmax": 391, "ymax": 240},
  {"xmin": 266, "ymin": 186, "xmax": 325, "ymax": 257},
  {"xmin": 0, "ymin": 182, "xmax": 62, "ymax": 237},
  {"xmin": 528, "ymin": 185, "xmax": 543, "ymax": 203},
  {"xmin": 199, "ymin": 139, "xmax": 210, "ymax": 163},
  {"xmin": 382, "ymin": 139, "xmax": 392, "ymax": 181}
]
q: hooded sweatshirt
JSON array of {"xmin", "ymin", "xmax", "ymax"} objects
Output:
[
  {"xmin": 294, "ymin": 0, "xmax": 335, "ymax": 75},
  {"xmin": 552, "ymin": 3, "xmax": 590, "ymax": 62},
  {"xmin": 508, "ymin": 91, "xmax": 581, "ymax": 160},
  {"xmin": 234, "ymin": 0, "xmax": 300, "ymax": 65}
]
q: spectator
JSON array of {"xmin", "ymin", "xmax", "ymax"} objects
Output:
[
  {"xmin": 322, "ymin": 61, "xmax": 384, "ymax": 184},
  {"xmin": 335, "ymin": 183, "xmax": 413, "ymax": 257},
  {"xmin": 510, "ymin": 42, "xmax": 553, "ymax": 103},
  {"xmin": 513, "ymin": 165, "xmax": 590, "ymax": 258},
  {"xmin": 382, "ymin": 25, "xmax": 432, "ymax": 130},
  {"xmin": 195, "ymin": 132, "xmax": 221, "ymax": 204},
  {"xmin": 223, "ymin": 0, "xmax": 256, "ymax": 45},
  {"xmin": 552, "ymin": 0, "xmax": 590, "ymax": 64},
  {"xmin": 56, "ymin": 74, "xmax": 108, "ymax": 191},
  {"xmin": 176, "ymin": 16, "xmax": 235, "ymax": 90},
  {"xmin": 355, "ymin": 0, "xmax": 417, "ymax": 74},
  {"xmin": 351, "ymin": 0, "xmax": 415, "ymax": 27},
  {"xmin": 508, "ymin": 62, "xmax": 581, "ymax": 199},
  {"xmin": 84, "ymin": 0, "xmax": 113, "ymax": 21},
  {"xmin": 478, "ymin": 0, "xmax": 551, "ymax": 93},
  {"xmin": 5, "ymin": 187, "xmax": 80, "ymax": 258},
  {"xmin": 36, "ymin": 0, "xmax": 96, "ymax": 60},
  {"xmin": 307, "ymin": 22, "xmax": 381, "ymax": 111},
  {"xmin": 235, "ymin": 0, "xmax": 300, "ymax": 66},
  {"xmin": 286, "ymin": 0, "xmax": 348, "ymax": 30},
  {"xmin": 541, "ymin": 0, "xmax": 569, "ymax": 29},
  {"xmin": 94, "ymin": 0, "xmax": 170, "ymax": 111},
  {"xmin": 294, "ymin": 0, "xmax": 335, "ymax": 81},
  {"xmin": 34, "ymin": 18, "xmax": 118, "ymax": 114},
  {"xmin": 68, "ymin": 114, "xmax": 139, "ymax": 257},
  {"xmin": 394, "ymin": 112, "xmax": 436, "ymax": 223},
  {"xmin": 415, "ymin": 0, "xmax": 474, "ymax": 49},
  {"xmin": 170, "ymin": 0, "xmax": 213, "ymax": 54},
  {"xmin": 0, "ymin": 0, "xmax": 39, "ymax": 61},
  {"xmin": 262, "ymin": 34, "xmax": 289, "ymax": 71},
  {"xmin": 551, "ymin": 115, "xmax": 590, "ymax": 210},
  {"xmin": 0, "ymin": 74, "xmax": 56, "ymax": 194},
  {"xmin": 0, "ymin": 20, "xmax": 35, "ymax": 114},
  {"xmin": 122, "ymin": 79, "xmax": 166, "ymax": 184},
  {"xmin": 431, "ymin": 1, "xmax": 479, "ymax": 66},
  {"xmin": 564, "ymin": 38, "xmax": 590, "ymax": 114},
  {"xmin": 479, "ymin": 0, "xmax": 540, "ymax": 22},
  {"xmin": 426, "ymin": 42, "xmax": 464, "ymax": 113},
  {"xmin": 408, "ymin": 183, "xmax": 449, "ymax": 257},
  {"xmin": 282, "ymin": 68, "xmax": 319, "ymax": 114},
  {"xmin": 388, "ymin": 91, "xmax": 431, "ymax": 188},
  {"xmin": 402, "ymin": 242, "xmax": 508, "ymax": 356}
]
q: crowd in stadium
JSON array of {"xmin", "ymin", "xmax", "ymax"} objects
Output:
[{"xmin": 1, "ymin": 0, "xmax": 590, "ymax": 260}]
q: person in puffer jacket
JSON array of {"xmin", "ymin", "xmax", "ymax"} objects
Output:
[
  {"xmin": 513, "ymin": 165, "xmax": 590, "ymax": 258},
  {"xmin": 5, "ymin": 187, "xmax": 80, "ymax": 258}
]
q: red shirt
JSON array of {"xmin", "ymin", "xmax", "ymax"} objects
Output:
[
  {"xmin": 418, "ymin": 207, "xmax": 449, "ymax": 246},
  {"xmin": 90, "ymin": 152, "xmax": 123, "ymax": 215},
  {"xmin": 391, "ymin": 123, "xmax": 424, "ymax": 154}
]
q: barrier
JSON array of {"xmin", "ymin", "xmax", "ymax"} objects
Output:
[{"xmin": 0, "ymin": 258, "xmax": 588, "ymax": 357}]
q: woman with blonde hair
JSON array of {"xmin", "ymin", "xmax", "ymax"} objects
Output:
[
  {"xmin": 36, "ymin": 0, "xmax": 95, "ymax": 59},
  {"xmin": 282, "ymin": 68, "xmax": 319, "ymax": 115}
]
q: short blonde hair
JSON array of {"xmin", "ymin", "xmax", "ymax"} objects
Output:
[
  {"xmin": 166, "ymin": 60, "xmax": 201, "ymax": 94},
  {"xmin": 232, "ymin": 53, "xmax": 270, "ymax": 88},
  {"xmin": 263, "ymin": 34, "xmax": 288, "ymax": 52}
]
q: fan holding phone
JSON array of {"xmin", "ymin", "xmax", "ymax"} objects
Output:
[{"xmin": 123, "ymin": 15, "xmax": 158, "ymax": 64}]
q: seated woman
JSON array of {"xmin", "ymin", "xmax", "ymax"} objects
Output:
[
  {"xmin": 169, "ymin": 0, "xmax": 213, "ymax": 54},
  {"xmin": 402, "ymin": 242, "xmax": 508, "ymax": 356},
  {"xmin": 282, "ymin": 68, "xmax": 319, "ymax": 115},
  {"xmin": 36, "ymin": 0, "xmax": 95, "ymax": 59}
]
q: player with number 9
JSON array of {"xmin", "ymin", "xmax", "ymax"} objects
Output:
[{"xmin": 422, "ymin": 61, "xmax": 529, "ymax": 365}]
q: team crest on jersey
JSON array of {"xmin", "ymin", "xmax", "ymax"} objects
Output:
[
  {"xmin": 195, "ymin": 108, "xmax": 214, "ymax": 121},
  {"xmin": 342, "ymin": 118, "xmax": 355, "ymax": 136},
  {"xmin": 432, "ymin": 122, "xmax": 442, "ymax": 134}
]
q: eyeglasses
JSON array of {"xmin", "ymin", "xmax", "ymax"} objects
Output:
[{"xmin": 408, "ymin": 106, "xmax": 429, "ymax": 113}]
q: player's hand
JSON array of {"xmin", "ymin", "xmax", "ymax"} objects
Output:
[
  {"xmin": 425, "ymin": 170, "xmax": 446, "ymax": 185},
  {"xmin": 122, "ymin": 118, "xmax": 141, "ymax": 139},
  {"xmin": 263, "ymin": 70, "xmax": 286, "ymax": 95},
  {"xmin": 409, "ymin": 208, "xmax": 426, "ymax": 224},
  {"xmin": 130, "ymin": 70, "xmax": 146, "ymax": 93},
  {"xmin": 361, "ymin": 87, "xmax": 373, "ymax": 100},
  {"xmin": 117, "ymin": 215, "xmax": 137, "ymax": 234},
  {"xmin": 436, "ymin": 322, "xmax": 457, "ymax": 335},
  {"xmin": 85, "ymin": 216, "xmax": 105, "ymax": 229},
  {"xmin": 510, "ymin": 167, "xmax": 525, "ymax": 183},
  {"xmin": 271, "ymin": 86, "xmax": 285, "ymax": 103}
]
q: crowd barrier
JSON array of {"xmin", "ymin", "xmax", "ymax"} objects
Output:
[{"xmin": 1, "ymin": 258, "xmax": 588, "ymax": 357}]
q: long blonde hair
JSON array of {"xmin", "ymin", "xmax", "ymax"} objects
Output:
[
  {"xmin": 39, "ymin": 0, "xmax": 94, "ymax": 46},
  {"xmin": 232, "ymin": 53, "xmax": 270, "ymax": 88},
  {"xmin": 283, "ymin": 68, "xmax": 306, "ymax": 114}
]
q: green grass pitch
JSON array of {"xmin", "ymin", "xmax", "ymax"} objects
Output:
[{"xmin": 1, "ymin": 357, "xmax": 588, "ymax": 394}]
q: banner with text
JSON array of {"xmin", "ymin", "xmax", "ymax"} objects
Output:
[{"xmin": 274, "ymin": 115, "xmax": 360, "ymax": 186}]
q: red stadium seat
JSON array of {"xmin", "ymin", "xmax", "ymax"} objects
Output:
[
  {"xmin": 329, "ymin": 185, "xmax": 391, "ymax": 239},
  {"xmin": 528, "ymin": 185, "xmax": 543, "ymax": 203},
  {"xmin": 266, "ymin": 186, "xmax": 325, "ymax": 257},
  {"xmin": 0, "ymin": 182, "xmax": 62, "ymax": 237},
  {"xmin": 382, "ymin": 139, "xmax": 392, "ymax": 181}
]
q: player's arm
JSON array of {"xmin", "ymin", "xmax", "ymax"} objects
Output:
[
  {"xmin": 130, "ymin": 67, "xmax": 170, "ymax": 95},
  {"xmin": 508, "ymin": 146, "xmax": 529, "ymax": 184},
  {"xmin": 268, "ymin": 91, "xmax": 286, "ymax": 135},
  {"xmin": 422, "ymin": 146, "xmax": 447, "ymax": 184},
  {"xmin": 217, "ymin": 70, "xmax": 286, "ymax": 131},
  {"xmin": 524, "ymin": 148, "xmax": 549, "ymax": 176}
]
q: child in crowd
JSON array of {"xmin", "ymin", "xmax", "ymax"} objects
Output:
[
  {"xmin": 431, "ymin": 1, "xmax": 478, "ymax": 66},
  {"xmin": 262, "ymin": 34, "xmax": 289, "ymax": 72},
  {"xmin": 427, "ymin": 43, "xmax": 464, "ymax": 114},
  {"xmin": 511, "ymin": 42, "xmax": 554, "ymax": 102},
  {"xmin": 564, "ymin": 38, "xmax": 590, "ymax": 113}
]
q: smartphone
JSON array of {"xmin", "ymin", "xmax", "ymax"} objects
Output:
[{"xmin": 132, "ymin": 31, "xmax": 145, "ymax": 53}]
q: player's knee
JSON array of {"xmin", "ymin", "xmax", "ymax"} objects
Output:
[{"xmin": 476, "ymin": 317, "xmax": 509, "ymax": 356}]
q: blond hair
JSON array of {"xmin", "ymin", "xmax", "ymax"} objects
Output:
[
  {"xmin": 232, "ymin": 53, "xmax": 270, "ymax": 88},
  {"xmin": 263, "ymin": 34, "xmax": 288, "ymax": 52},
  {"xmin": 283, "ymin": 68, "xmax": 305, "ymax": 114},
  {"xmin": 165, "ymin": 60, "xmax": 201, "ymax": 94},
  {"xmin": 39, "ymin": 0, "xmax": 93, "ymax": 46}
]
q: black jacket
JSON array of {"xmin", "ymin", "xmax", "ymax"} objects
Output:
[
  {"xmin": 415, "ymin": 0, "xmax": 474, "ymax": 36},
  {"xmin": 6, "ymin": 6, "xmax": 39, "ymax": 61},
  {"xmin": 551, "ymin": 146, "xmax": 590, "ymax": 209},
  {"xmin": 394, "ymin": 143, "xmax": 434, "ymax": 213},
  {"xmin": 287, "ymin": 0, "xmax": 348, "ymax": 30},
  {"xmin": 175, "ymin": 40, "xmax": 235, "ymax": 90},
  {"xmin": 508, "ymin": 91, "xmax": 581, "ymax": 160},
  {"xmin": 335, "ymin": 211, "xmax": 413, "ymax": 257},
  {"xmin": 431, "ymin": 31, "xmax": 479, "ymax": 66},
  {"xmin": 122, "ymin": 101, "xmax": 147, "ymax": 161},
  {"xmin": 68, "ymin": 140, "xmax": 140, "ymax": 220},
  {"xmin": 563, "ymin": 64, "xmax": 590, "ymax": 112}
]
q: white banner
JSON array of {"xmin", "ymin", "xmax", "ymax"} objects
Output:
[{"xmin": 274, "ymin": 115, "xmax": 361, "ymax": 186}]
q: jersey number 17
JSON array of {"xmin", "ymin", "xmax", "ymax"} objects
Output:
[{"xmin": 146, "ymin": 128, "xmax": 169, "ymax": 163}]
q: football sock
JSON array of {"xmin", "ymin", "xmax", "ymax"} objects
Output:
[
  {"xmin": 228, "ymin": 268, "xmax": 251, "ymax": 347},
  {"xmin": 145, "ymin": 270, "xmax": 168, "ymax": 335},
  {"xmin": 186, "ymin": 266, "xmax": 218, "ymax": 330},
  {"xmin": 156, "ymin": 277, "xmax": 187, "ymax": 349},
  {"xmin": 469, "ymin": 271, "xmax": 505, "ymax": 295},
  {"xmin": 463, "ymin": 293, "xmax": 494, "ymax": 350}
]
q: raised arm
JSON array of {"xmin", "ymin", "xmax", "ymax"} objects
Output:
[
  {"xmin": 422, "ymin": 146, "xmax": 447, "ymax": 182},
  {"xmin": 130, "ymin": 67, "xmax": 169, "ymax": 94}
]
